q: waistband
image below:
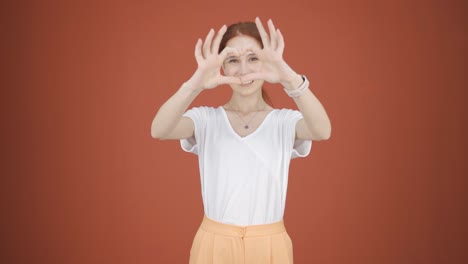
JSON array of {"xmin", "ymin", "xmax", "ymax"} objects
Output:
[{"xmin": 200, "ymin": 215, "xmax": 286, "ymax": 238}]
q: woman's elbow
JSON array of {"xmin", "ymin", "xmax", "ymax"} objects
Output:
[
  {"xmin": 321, "ymin": 131, "xmax": 331, "ymax": 140},
  {"xmin": 151, "ymin": 126, "xmax": 166, "ymax": 140},
  {"xmin": 314, "ymin": 127, "xmax": 332, "ymax": 141},
  {"xmin": 151, "ymin": 130, "xmax": 160, "ymax": 139}
]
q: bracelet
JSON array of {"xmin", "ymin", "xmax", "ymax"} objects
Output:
[{"xmin": 283, "ymin": 75, "xmax": 309, "ymax": 98}]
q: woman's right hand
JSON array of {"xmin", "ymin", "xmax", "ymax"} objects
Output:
[{"xmin": 185, "ymin": 25, "xmax": 241, "ymax": 91}]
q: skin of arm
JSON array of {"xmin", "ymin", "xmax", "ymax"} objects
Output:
[
  {"xmin": 152, "ymin": 18, "xmax": 331, "ymax": 141},
  {"xmin": 283, "ymin": 74, "xmax": 332, "ymax": 141},
  {"xmin": 150, "ymin": 82, "xmax": 201, "ymax": 140},
  {"xmin": 151, "ymin": 25, "xmax": 240, "ymax": 140},
  {"xmin": 241, "ymin": 18, "xmax": 331, "ymax": 141}
]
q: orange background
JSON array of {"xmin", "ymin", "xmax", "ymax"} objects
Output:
[{"xmin": 3, "ymin": 0, "xmax": 467, "ymax": 263}]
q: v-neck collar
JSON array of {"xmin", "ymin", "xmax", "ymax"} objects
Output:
[{"xmin": 220, "ymin": 106, "xmax": 277, "ymax": 140}]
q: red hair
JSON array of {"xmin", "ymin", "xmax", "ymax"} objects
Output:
[{"xmin": 219, "ymin": 22, "xmax": 273, "ymax": 107}]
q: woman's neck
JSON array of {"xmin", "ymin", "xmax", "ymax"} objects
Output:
[{"xmin": 224, "ymin": 93, "xmax": 268, "ymax": 114}]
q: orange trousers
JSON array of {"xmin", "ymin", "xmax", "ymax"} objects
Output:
[{"xmin": 189, "ymin": 215, "xmax": 293, "ymax": 264}]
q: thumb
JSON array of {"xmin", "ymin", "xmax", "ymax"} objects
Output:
[
  {"xmin": 218, "ymin": 76, "xmax": 241, "ymax": 85},
  {"xmin": 219, "ymin": 46, "xmax": 240, "ymax": 60},
  {"xmin": 240, "ymin": 72, "xmax": 266, "ymax": 83}
]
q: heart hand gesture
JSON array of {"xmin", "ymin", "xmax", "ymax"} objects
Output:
[
  {"xmin": 186, "ymin": 25, "xmax": 241, "ymax": 91},
  {"xmin": 239, "ymin": 17, "xmax": 302, "ymax": 90}
]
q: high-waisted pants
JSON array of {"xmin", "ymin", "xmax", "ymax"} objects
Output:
[{"xmin": 189, "ymin": 215, "xmax": 293, "ymax": 264}]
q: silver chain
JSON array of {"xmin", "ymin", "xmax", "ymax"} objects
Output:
[{"xmin": 228, "ymin": 104, "xmax": 267, "ymax": 129}]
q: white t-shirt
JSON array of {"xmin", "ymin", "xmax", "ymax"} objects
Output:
[{"xmin": 180, "ymin": 106, "xmax": 312, "ymax": 226}]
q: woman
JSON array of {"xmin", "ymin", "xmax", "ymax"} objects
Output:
[{"xmin": 151, "ymin": 17, "xmax": 331, "ymax": 264}]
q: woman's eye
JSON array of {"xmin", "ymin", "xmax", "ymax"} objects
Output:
[
  {"xmin": 249, "ymin": 57, "xmax": 259, "ymax": 62},
  {"xmin": 228, "ymin": 58, "xmax": 238, "ymax": 63}
]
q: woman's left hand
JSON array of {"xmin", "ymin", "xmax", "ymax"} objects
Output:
[{"xmin": 240, "ymin": 17, "xmax": 303, "ymax": 90}]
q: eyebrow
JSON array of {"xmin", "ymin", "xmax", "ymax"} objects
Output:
[{"xmin": 225, "ymin": 52, "xmax": 257, "ymax": 60}]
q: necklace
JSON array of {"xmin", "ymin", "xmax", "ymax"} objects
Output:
[{"xmin": 227, "ymin": 103, "xmax": 268, "ymax": 129}]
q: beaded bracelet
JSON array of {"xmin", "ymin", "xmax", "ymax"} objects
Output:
[{"xmin": 284, "ymin": 75, "xmax": 309, "ymax": 98}]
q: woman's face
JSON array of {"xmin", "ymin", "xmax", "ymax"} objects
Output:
[{"xmin": 222, "ymin": 35, "xmax": 264, "ymax": 94}]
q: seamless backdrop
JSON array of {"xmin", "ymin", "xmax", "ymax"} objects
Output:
[{"xmin": 2, "ymin": 0, "xmax": 467, "ymax": 263}]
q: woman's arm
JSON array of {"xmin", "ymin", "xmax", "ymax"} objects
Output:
[
  {"xmin": 150, "ymin": 83, "xmax": 201, "ymax": 140},
  {"xmin": 151, "ymin": 25, "xmax": 241, "ymax": 140},
  {"xmin": 283, "ymin": 75, "xmax": 332, "ymax": 141},
  {"xmin": 239, "ymin": 17, "xmax": 331, "ymax": 141}
]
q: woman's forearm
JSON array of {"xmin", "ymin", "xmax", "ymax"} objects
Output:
[
  {"xmin": 283, "ymin": 74, "xmax": 331, "ymax": 140},
  {"xmin": 293, "ymin": 87, "xmax": 332, "ymax": 140},
  {"xmin": 151, "ymin": 82, "xmax": 202, "ymax": 138}
]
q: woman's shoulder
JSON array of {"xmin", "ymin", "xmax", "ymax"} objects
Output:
[
  {"xmin": 269, "ymin": 108, "xmax": 301, "ymax": 116},
  {"xmin": 186, "ymin": 106, "xmax": 225, "ymax": 117}
]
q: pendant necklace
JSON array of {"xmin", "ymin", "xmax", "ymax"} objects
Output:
[{"xmin": 230, "ymin": 104, "xmax": 267, "ymax": 129}]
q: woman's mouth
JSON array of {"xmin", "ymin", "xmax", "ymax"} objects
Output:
[{"xmin": 240, "ymin": 80, "xmax": 254, "ymax": 87}]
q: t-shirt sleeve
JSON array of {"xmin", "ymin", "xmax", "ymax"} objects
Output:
[
  {"xmin": 179, "ymin": 106, "xmax": 208, "ymax": 155},
  {"xmin": 283, "ymin": 109, "xmax": 312, "ymax": 159}
]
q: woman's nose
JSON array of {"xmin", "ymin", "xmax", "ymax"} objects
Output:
[{"xmin": 238, "ymin": 60, "xmax": 250, "ymax": 75}]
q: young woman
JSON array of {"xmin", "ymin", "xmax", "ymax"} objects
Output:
[{"xmin": 151, "ymin": 17, "xmax": 331, "ymax": 264}]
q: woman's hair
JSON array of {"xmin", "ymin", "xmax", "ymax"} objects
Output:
[{"xmin": 219, "ymin": 22, "xmax": 273, "ymax": 107}]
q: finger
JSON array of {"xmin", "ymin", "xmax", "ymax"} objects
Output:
[
  {"xmin": 219, "ymin": 46, "xmax": 240, "ymax": 61},
  {"xmin": 255, "ymin": 17, "xmax": 270, "ymax": 49},
  {"xmin": 239, "ymin": 46, "xmax": 261, "ymax": 53},
  {"xmin": 194, "ymin": 38, "xmax": 203, "ymax": 64},
  {"xmin": 203, "ymin": 28, "xmax": 215, "ymax": 57},
  {"xmin": 241, "ymin": 46, "xmax": 263, "ymax": 59},
  {"xmin": 211, "ymin": 25, "xmax": 227, "ymax": 54},
  {"xmin": 240, "ymin": 72, "xmax": 266, "ymax": 83},
  {"xmin": 267, "ymin": 19, "xmax": 277, "ymax": 50},
  {"xmin": 276, "ymin": 29, "xmax": 284, "ymax": 54},
  {"xmin": 218, "ymin": 76, "xmax": 241, "ymax": 85}
]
